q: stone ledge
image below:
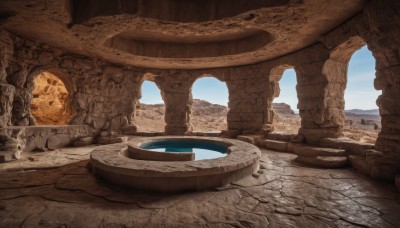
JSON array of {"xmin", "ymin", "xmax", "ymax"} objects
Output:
[
  {"xmin": 295, "ymin": 155, "xmax": 348, "ymax": 168},
  {"xmin": 265, "ymin": 132, "xmax": 292, "ymax": 142},
  {"xmin": 259, "ymin": 139, "xmax": 289, "ymax": 152},
  {"xmin": 294, "ymin": 146, "xmax": 346, "ymax": 157},
  {"xmin": 319, "ymin": 138, "xmax": 374, "ymax": 157},
  {"xmin": 126, "ymin": 145, "xmax": 194, "ymax": 161},
  {"xmin": 237, "ymin": 135, "xmax": 263, "ymax": 145}
]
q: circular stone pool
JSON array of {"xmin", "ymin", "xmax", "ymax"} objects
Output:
[{"xmin": 90, "ymin": 136, "xmax": 261, "ymax": 192}]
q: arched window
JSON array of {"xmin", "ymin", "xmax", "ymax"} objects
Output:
[
  {"xmin": 191, "ymin": 77, "xmax": 228, "ymax": 132},
  {"xmin": 136, "ymin": 80, "xmax": 165, "ymax": 132},
  {"xmin": 272, "ymin": 68, "xmax": 300, "ymax": 134},
  {"xmin": 344, "ymin": 46, "xmax": 380, "ymax": 143},
  {"xmin": 31, "ymin": 72, "xmax": 72, "ymax": 125}
]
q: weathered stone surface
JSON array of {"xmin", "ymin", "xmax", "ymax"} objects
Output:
[
  {"xmin": 0, "ymin": 128, "xmax": 24, "ymax": 162},
  {"xmin": 97, "ymin": 136, "xmax": 128, "ymax": 145},
  {"xmin": 319, "ymin": 138, "xmax": 374, "ymax": 157},
  {"xmin": 290, "ymin": 134, "xmax": 305, "ymax": 143},
  {"xmin": 47, "ymin": 134, "xmax": 70, "ymax": 149},
  {"xmin": 294, "ymin": 146, "xmax": 346, "ymax": 157},
  {"xmin": 259, "ymin": 139, "xmax": 289, "ymax": 152},
  {"xmin": 349, "ymin": 155, "xmax": 371, "ymax": 176},
  {"xmin": 396, "ymin": 175, "xmax": 400, "ymax": 192},
  {"xmin": 0, "ymin": 83, "xmax": 15, "ymax": 126},
  {"xmin": 295, "ymin": 155, "xmax": 348, "ymax": 168},
  {"xmin": 237, "ymin": 135, "xmax": 263, "ymax": 145},
  {"xmin": 73, "ymin": 137, "xmax": 95, "ymax": 147},
  {"xmin": 266, "ymin": 132, "xmax": 292, "ymax": 142}
]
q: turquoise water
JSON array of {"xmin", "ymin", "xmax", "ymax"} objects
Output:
[{"xmin": 140, "ymin": 141, "xmax": 228, "ymax": 161}]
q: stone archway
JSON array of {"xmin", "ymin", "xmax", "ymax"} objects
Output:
[
  {"xmin": 135, "ymin": 73, "xmax": 166, "ymax": 133},
  {"xmin": 324, "ymin": 36, "xmax": 379, "ymax": 140},
  {"xmin": 190, "ymin": 76, "xmax": 229, "ymax": 132},
  {"xmin": 269, "ymin": 65, "xmax": 300, "ymax": 134}
]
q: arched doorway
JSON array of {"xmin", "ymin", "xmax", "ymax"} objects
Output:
[
  {"xmin": 31, "ymin": 71, "xmax": 72, "ymax": 125},
  {"xmin": 270, "ymin": 66, "xmax": 300, "ymax": 134},
  {"xmin": 136, "ymin": 80, "xmax": 165, "ymax": 132},
  {"xmin": 191, "ymin": 76, "xmax": 228, "ymax": 132},
  {"xmin": 344, "ymin": 45, "xmax": 380, "ymax": 143}
]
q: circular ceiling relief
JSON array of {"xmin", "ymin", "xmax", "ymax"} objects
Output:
[{"xmin": 104, "ymin": 29, "xmax": 273, "ymax": 58}]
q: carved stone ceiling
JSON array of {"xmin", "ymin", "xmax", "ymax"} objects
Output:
[{"xmin": 0, "ymin": 0, "xmax": 367, "ymax": 69}]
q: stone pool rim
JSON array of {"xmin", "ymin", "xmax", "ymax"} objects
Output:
[{"xmin": 90, "ymin": 136, "xmax": 261, "ymax": 192}]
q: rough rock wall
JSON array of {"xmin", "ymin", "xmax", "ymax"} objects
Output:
[
  {"xmin": 0, "ymin": 29, "xmax": 14, "ymax": 127},
  {"xmin": 0, "ymin": 32, "xmax": 141, "ymax": 133}
]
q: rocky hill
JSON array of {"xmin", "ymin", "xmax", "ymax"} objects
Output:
[
  {"xmin": 345, "ymin": 109, "xmax": 379, "ymax": 116},
  {"xmin": 272, "ymin": 103, "xmax": 295, "ymax": 115}
]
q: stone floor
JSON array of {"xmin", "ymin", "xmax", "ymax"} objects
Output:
[{"xmin": 0, "ymin": 147, "xmax": 399, "ymax": 227}]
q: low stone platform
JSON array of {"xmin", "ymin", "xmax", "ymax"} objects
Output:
[
  {"xmin": 319, "ymin": 138, "xmax": 374, "ymax": 156},
  {"xmin": 294, "ymin": 146, "xmax": 348, "ymax": 168},
  {"xmin": 259, "ymin": 139, "xmax": 289, "ymax": 152},
  {"xmin": 0, "ymin": 149, "xmax": 399, "ymax": 227},
  {"xmin": 0, "ymin": 125, "xmax": 94, "ymax": 163}
]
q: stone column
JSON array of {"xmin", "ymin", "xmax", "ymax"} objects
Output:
[
  {"xmin": 296, "ymin": 58, "xmax": 345, "ymax": 144},
  {"xmin": 360, "ymin": 0, "xmax": 400, "ymax": 180},
  {"xmin": 155, "ymin": 70, "xmax": 194, "ymax": 135},
  {"xmin": 225, "ymin": 65, "xmax": 272, "ymax": 136}
]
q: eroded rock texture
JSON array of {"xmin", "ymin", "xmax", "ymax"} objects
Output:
[
  {"xmin": 31, "ymin": 72, "xmax": 72, "ymax": 125},
  {"xmin": 0, "ymin": 0, "xmax": 399, "ymax": 183}
]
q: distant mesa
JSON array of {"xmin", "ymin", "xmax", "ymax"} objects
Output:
[
  {"xmin": 272, "ymin": 103, "xmax": 295, "ymax": 115},
  {"xmin": 345, "ymin": 109, "xmax": 379, "ymax": 116},
  {"xmin": 140, "ymin": 99, "xmax": 296, "ymax": 115}
]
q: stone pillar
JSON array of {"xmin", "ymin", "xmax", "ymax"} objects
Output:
[
  {"xmin": 155, "ymin": 71, "xmax": 194, "ymax": 135},
  {"xmin": 360, "ymin": 0, "xmax": 400, "ymax": 180},
  {"xmin": 225, "ymin": 65, "xmax": 272, "ymax": 136},
  {"xmin": 296, "ymin": 59, "xmax": 345, "ymax": 144},
  {"xmin": 375, "ymin": 67, "xmax": 400, "ymax": 153}
]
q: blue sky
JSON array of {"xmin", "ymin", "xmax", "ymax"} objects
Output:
[
  {"xmin": 141, "ymin": 46, "xmax": 378, "ymax": 110},
  {"xmin": 140, "ymin": 77, "xmax": 229, "ymax": 106}
]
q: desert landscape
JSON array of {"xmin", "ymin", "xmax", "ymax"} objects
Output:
[{"xmin": 136, "ymin": 100, "xmax": 381, "ymax": 143}]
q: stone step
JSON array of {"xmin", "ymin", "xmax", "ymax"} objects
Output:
[
  {"xmin": 0, "ymin": 150, "xmax": 17, "ymax": 163},
  {"xmin": 73, "ymin": 136, "xmax": 95, "ymax": 147},
  {"xmin": 295, "ymin": 155, "xmax": 348, "ymax": 168},
  {"xmin": 265, "ymin": 132, "xmax": 291, "ymax": 142},
  {"xmin": 237, "ymin": 135, "xmax": 263, "ymax": 145},
  {"xmin": 319, "ymin": 138, "xmax": 374, "ymax": 157},
  {"xmin": 97, "ymin": 136, "xmax": 128, "ymax": 145},
  {"xmin": 294, "ymin": 146, "xmax": 346, "ymax": 157},
  {"xmin": 259, "ymin": 139, "xmax": 289, "ymax": 152}
]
